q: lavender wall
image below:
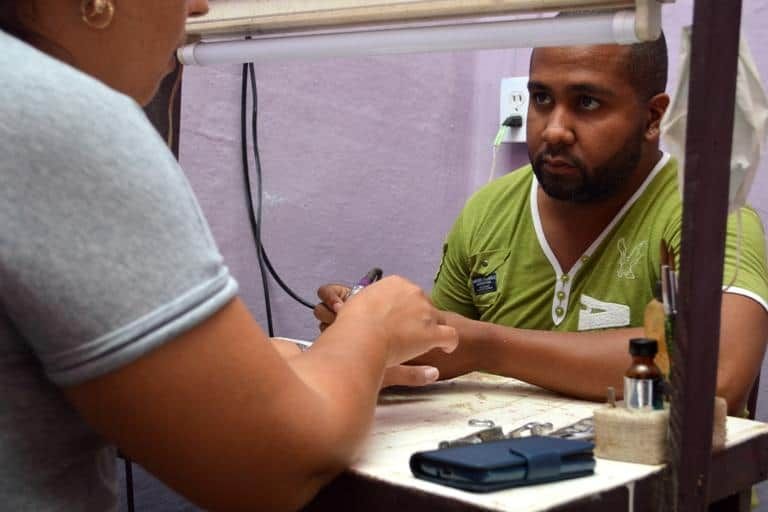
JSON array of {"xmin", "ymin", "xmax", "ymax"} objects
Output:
[{"xmin": 179, "ymin": 48, "xmax": 531, "ymax": 340}]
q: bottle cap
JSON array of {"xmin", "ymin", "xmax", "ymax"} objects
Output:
[{"xmin": 629, "ymin": 338, "xmax": 658, "ymax": 357}]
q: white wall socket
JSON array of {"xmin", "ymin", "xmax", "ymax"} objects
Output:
[{"xmin": 499, "ymin": 76, "xmax": 529, "ymax": 143}]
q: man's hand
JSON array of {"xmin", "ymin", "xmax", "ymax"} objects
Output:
[{"xmin": 314, "ymin": 284, "xmax": 349, "ymax": 331}]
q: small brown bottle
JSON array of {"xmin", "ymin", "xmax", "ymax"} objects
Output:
[{"xmin": 624, "ymin": 338, "xmax": 664, "ymax": 410}]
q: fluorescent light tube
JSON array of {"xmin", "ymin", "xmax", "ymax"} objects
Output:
[
  {"xmin": 184, "ymin": 0, "xmax": 638, "ymax": 39},
  {"xmin": 178, "ymin": 10, "xmax": 639, "ymax": 66}
]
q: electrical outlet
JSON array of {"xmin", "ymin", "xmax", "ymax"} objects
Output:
[{"xmin": 499, "ymin": 76, "xmax": 529, "ymax": 143}]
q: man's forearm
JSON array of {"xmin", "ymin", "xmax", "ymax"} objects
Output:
[
  {"xmin": 442, "ymin": 313, "xmax": 642, "ymax": 401},
  {"xmin": 479, "ymin": 322, "xmax": 642, "ymax": 401},
  {"xmin": 443, "ymin": 296, "xmax": 766, "ymax": 414}
]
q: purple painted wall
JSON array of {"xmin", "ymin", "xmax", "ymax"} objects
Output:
[{"xmin": 180, "ymin": 49, "xmax": 532, "ymax": 338}]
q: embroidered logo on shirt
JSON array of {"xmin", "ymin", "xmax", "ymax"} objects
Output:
[
  {"xmin": 472, "ymin": 273, "xmax": 497, "ymax": 295},
  {"xmin": 616, "ymin": 239, "xmax": 647, "ymax": 280},
  {"xmin": 578, "ymin": 294, "xmax": 630, "ymax": 330}
]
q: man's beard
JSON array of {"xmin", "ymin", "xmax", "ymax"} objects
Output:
[{"xmin": 530, "ymin": 129, "xmax": 644, "ymax": 203}]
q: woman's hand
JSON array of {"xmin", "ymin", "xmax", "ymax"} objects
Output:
[{"xmin": 333, "ymin": 276, "xmax": 457, "ymax": 367}]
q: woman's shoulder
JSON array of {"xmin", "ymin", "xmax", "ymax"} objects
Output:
[{"xmin": 0, "ymin": 30, "xmax": 152, "ymax": 150}]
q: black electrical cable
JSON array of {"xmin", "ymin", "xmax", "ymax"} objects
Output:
[
  {"xmin": 241, "ymin": 63, "xmax": 275, "ymax": 336},
  {"xmin": 259, "ymin": 245, "xmax": 315, "ymax": 309},
  {"xmin": 246, "ymin": 61, "xmax": 314, "ymax": 310},
  {"xmin": 241, "ymin": 63, "xmax": 315, "ymax": 336}
]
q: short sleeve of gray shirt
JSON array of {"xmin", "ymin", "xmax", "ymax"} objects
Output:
[{"xmin": 0, "ymin": 31, "xmax": 239, "ymax": 386}]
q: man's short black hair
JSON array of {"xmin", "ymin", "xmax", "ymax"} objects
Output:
[
  {"xmin": 624, "ymin": 31, "xmax": 668, "ymax": 100},
  {"xmin": 537, "ymin": 12, "xmax": 669, "ymax": 100}
]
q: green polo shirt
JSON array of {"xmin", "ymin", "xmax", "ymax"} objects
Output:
[{"xmin": 432, "ymin": 154, "xmax": 768, "ymax": 330}]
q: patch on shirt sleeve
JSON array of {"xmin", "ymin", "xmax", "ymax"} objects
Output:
[
  {"xmin": 472, "ymin": 273, "xmax": 497, "ymax": 295},
  {"xmin": 578, "ymin": 294, "xmax": 630, "ymax": 330}
]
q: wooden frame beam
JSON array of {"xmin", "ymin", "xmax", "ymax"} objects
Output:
[{"xmin": 666, "ymin": 0, "xmax": 743, "ymax": 510}]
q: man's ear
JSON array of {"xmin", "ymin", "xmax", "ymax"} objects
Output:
[{"xmin": 645, "ymin": 93, "xmax": 670, "ymax": 142}]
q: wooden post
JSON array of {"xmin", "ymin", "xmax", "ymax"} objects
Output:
[{"xmin": 666, "ymin": 1, "xmax": 743, "ymax": 511}]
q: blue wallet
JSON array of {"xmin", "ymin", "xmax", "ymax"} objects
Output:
[{"xmin": 410, "ymin": 436, "xmax": 595, "ymax": 492}]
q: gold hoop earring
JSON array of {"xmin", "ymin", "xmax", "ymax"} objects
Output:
[{"xmin": 81, "ymin": 0, "xmax": 115, "ymax": 30}]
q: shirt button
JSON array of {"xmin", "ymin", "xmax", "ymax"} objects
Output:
[
  {"xmin": 581, "ymin": 255, "xmax": 590, "ymax": 263},
  {"xmin": 557, "ymin": 291, "xmax": 566, "ymax": 300},
  {"xmin": 561, "ymin": 274, "xmax": 570, "ymax": 283},
  {"xmin": 481, "ymin": 259, "xmax": 489, "ymax": 267},
  {"xmin": 555, "ymin": 306, "xmax": 565, "ymax": 316}
]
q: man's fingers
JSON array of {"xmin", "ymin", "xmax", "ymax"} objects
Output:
[{"xmin": 381, "ymin": 365, "xmax": 440, "ymax": 389}]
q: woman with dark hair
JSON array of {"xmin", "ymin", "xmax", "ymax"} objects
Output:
[{"xmin": 0, "ymin": 2, "xmax": 458, "ymax": 510}]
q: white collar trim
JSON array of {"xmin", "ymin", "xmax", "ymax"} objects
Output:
[{"xmin": 529, "ymin": 151, "xmax": 671, "ymax": 325}]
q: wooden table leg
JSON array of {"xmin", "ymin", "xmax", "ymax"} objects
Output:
[{"xmin": 708, "ymin": 490, "xmax": 751, "ymax": 512}]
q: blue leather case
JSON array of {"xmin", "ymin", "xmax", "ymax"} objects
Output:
[{"xmin": 410, "ymin": 436, "xmax": 595, "ymax": 492}]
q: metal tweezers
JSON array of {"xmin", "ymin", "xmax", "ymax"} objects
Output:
[{"xmin": 438, "ymin": 418, "xmax": 593, "ymax": 449}]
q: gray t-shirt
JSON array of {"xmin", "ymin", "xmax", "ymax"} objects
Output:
[{"xmin": 0, "ymin": 31, "xmax": 238, "ymax": 510}]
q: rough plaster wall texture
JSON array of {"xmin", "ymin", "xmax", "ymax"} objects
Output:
[{"xmin": 180, "ymin": 50, "xmax": 531, "ymax": 340}]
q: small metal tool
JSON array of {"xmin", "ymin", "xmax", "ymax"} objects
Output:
[
  {"xmin": 345, "ymin": 268, "xmax": 383, "ymax": 299},
  {"xmin": 468, "ymin": 419, "xmax": 495, "ymax": 428},
  {"xmin": 549, "ymin": 417, "xmax": 595, "ymax": 441},
  {"xmin": 506, "ymin": 421, "xmax": 554, "ymax": 438},
  {"xmin": 438, "ymin": 426, "xmax": 505, "ymax": 449}
]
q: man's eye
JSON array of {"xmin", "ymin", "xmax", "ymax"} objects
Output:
[
  {"xmin": 579, "ymin": 96, "xmax": 600, "ymax": 110},
  {"xmin": 532, "ymin": 92, "xmax": 552, "ymax": 105}
]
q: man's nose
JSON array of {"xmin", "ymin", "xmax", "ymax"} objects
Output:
[
  {"xmin": 540, "ymin": 107, "xmax": 575, "ymax": 146},
  {"xmin": 188, "ymin": 0, "xmax": 210, "ymax": 17}
]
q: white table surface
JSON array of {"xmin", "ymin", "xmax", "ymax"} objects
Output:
[{"xmin": 349, "ymin": 372, "xmax": 768, "ymax": 512}]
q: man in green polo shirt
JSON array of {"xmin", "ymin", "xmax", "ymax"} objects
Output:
[{"xmin": 315, "ymin": 36, "xmax": 768, "ymax": 415}]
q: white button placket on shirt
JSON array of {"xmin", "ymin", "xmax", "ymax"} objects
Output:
[{"xmin": 529, "ymin": 153, "xmax": 671, "ymax": 326}]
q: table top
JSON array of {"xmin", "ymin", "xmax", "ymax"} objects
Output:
[{"xmin": 345, "ymin": 373, "xmax": 768, "ymax": 512}]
